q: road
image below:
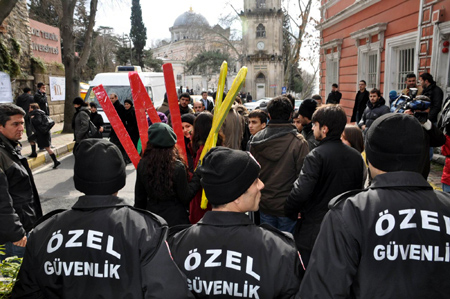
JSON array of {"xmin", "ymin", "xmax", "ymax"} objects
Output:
[{"xmin": 33, "ymin": 153, "xmax": 136, "ymax": 214}]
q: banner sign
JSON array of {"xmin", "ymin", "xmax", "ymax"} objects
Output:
[
  {"xmin": 0, "ymin": 72, "xmax": 13, "ymax": 103},
  {"xmin": 49, "ymin": 76, "xmax": 65, "ymax": 101}
]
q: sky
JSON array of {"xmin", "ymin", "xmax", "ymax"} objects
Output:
[{"xmin": 95, "ymin": 0, "xmax": 244, "ymax": 47}]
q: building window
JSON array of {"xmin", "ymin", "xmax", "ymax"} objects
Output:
[
  {"xmin": 326, "ymin": 59, "xmax": 338, "ymax": 91},
  {"xmin": 359, "ymin": 51, "xmax": 379, "ymax": 89},
  {"xmin": 384, "ymin": 32, "xmax": 417, "ymax": 96},
  {"xmin": 256, "ymin": 24, "xmax": 266, "ymax": 38},
  {"xmin": 367, "ymin": 53, "xmax": 378, "ymax": 89},
  {"xmin": 396, "ymin": 47, "xmax": 415, "ymax": 91},
  {"xmin": 257, "ymin": 0, "xmax": 266, "ymax": 8}
]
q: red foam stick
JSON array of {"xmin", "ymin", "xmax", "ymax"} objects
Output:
[
  {"xmin": 163, "ymin": 63, "xmax": 187, "ymax": 162},
  {"xmin": 128, "ymin": 72, "xmax": 160, "ymax": 153},
  {"xmin": 93, "ymin": 84, "xmax": 140, "ymax": 168}
]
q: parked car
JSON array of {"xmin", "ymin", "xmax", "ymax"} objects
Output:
[{"xmin": 244, "ymin": 98, "xmax": 272, "ymax": 111}]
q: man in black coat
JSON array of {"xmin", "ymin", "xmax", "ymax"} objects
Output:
[
  {"xmin": 285, "ymin": 105, "xmax": 365, "ymax": 267},
  {"xmin": 168, "ymin": 147, "xmax": 302, "ymax": 298},
  {"xmin": 15, "ymin": 87, "xmax": 34, "ymax": 139},
  {"xmin": 0, "ymin": 103, "xmax": 42, "ymax": 261},
  {"xmin": 300, "ymin": 113, "xmax": 450, "ymax": 298},
  {"xmin": 351, "ymin": 80, "xmax": 370, "ymax": 123},
  {"xmin": 326, "ymin": 83, "xmax": 342, "ymax": 104},
  {"xmin": 12, "ymin": 139, "xmax": 192, "ymax": 298},
  {"xmin": 108, "ymin": 93, "xmax": 127, "ymax": 161},
  {"xmin": 420, "ymin": 72, "xmax": 444, "ymax": 124},
  {"xmin": 33, "ymin": 82, "xmax": 49, "ymax": 115}
]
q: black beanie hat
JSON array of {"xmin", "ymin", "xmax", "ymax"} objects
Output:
[
  {"xmin": 298, "ymin": 99, "xmax": 317, "ymax": 120},
  {"xmin": 365, "ymin": 113, "xmax": 425, "ymax": 173},
  {"xmin": 181, "ymin": 113, "xmax": 195, "ymax": 125},
  {"xmin": 200, "ymin": 147, "xmax": 261, "ymax": 205},
  {"xmin": 148, "ymin": 122, "xmax": 177, "ymax": 147},
  {"xmin": 73, "ymin": 97, "xmax": 84, "ymax": 106},
  {"xmin": 73, "ymin": 139, "xmax": 126, "ymax": 195}
]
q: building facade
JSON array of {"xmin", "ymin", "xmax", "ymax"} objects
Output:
[
  {"xmin": 318, "ymin": 0, "xmax": 450, "ymax": 119},
  {"xmin": 240, "ymin": 0, "xmax": 284, "ymax": 100}
]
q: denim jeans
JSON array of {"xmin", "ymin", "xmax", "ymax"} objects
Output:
[
  {"xmin": 259, "ymin": 212, "xmax": 296, "ymax": 233},
  {"xmin": 1, "ymin": 241, "xmax": 26, "ymax": 262},
  {"xmin": 442, "ymin": 183, "xmax": 450, "ymax": 193}
]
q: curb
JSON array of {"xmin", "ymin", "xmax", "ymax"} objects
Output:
[{"xmin": 27, "ymin": 141, "xmax": 76, "ymax": 170}]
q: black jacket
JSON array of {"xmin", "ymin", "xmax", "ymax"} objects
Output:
[
  {"xmin": 12, "ymin": 195, "xmax": 193, "ymax": 299},
  {"xmin": 90, "ymin": 111, "xmax": 104, "ymax": 138},
  {"xmin": 73, "ymin": 106, "xmax": 90, "ymax": 143},
  {"xmin": 422, "ymin": 82, "xmax": 444, "ymax": 123},
  {"xmin": 109, "ymin": 100, "xmax": 126, "ymax": 141},
  {"xmin": 300, "ymin": 171, "xmax": 450, "ymax": 298},
  {"xmin": 326, "ymin": 91, "xmax": 342, "ymax": 104},
  {"xmin": 358, "ymin": 97, "xmax": 390, "ymax": 132},
  {"xmin": 301, "ymin": 122, "xmax": 319, "ymax": 151},
  {"xmin": 351, "ymin": 90, "xmax": 369, "ymax": 122},
  {"xmin": 285, "ymin": 136, "xmax": 365, "ymax": 264},
  {"xmin": 168, "ymin": 211, "xmax": 302, "ymax": 298},
  {"xmin": 0, "ymin": 133, "xmax": 42, "ymax": 244},
  {"xmin": 33, "ymin": 91, "xmax": 49, "ymax": 115},
  {"xmin": 15, "ymin": 92, "xmax": 33, "ymax": 115},
  {"xmin": 124, "ymin": 107, "xmax": 139, "ymax": 146}
]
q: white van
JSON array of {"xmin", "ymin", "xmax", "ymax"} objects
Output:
[{"xmin": 84, "ymin": 71, "xmax": 166, "ymax": 133}]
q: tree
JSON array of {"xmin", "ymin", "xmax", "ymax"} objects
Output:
[
  {"xmin": 0, "ymin": 0, "xmax": 17, "ymax": 25},
  {"xmin": 282, "ymin": 0, "xmax": 319, "ymax": 89},
  {"xmin": 142, "ymin": 49, "xmax": 162, "ymax": 72},
  {"xmin": 28, "ymin": 0, "xmax": 61, "ymax": 27},
  {"xmin": 185, "ymin": 50, "xmax": 231, "ymax": 86},
  {"xmin": 129, "ymin": 0, "xmax": 146, "ymax": 67},
  {"xmin": 59, "ymin": 0, "xmax": 98, "ymax": 133}
]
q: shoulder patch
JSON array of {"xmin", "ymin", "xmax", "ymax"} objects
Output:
[{"xmin": 328, "ymin": 189, "xmax": 366, "ymax": 209}]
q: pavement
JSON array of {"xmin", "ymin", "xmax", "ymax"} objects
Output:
[
  {"xmin": 21, "ymin": 122, "xmax": 446, "ymax": 191},
  {"xmin": 21, "ymin": 122, "xmax": 75, "ymax": 170}
]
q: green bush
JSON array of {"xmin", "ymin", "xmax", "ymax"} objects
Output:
[{"xmin": 0, "ymin": 245, "xmax": 22, "ymax": 298}]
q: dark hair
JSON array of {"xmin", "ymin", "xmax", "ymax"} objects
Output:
[
  {"xmin": 360, "ymin": 80, "xmax": 367, "ymax": 85},
  {"xmin": 179, "ymin": 92, "xmax": 191, "ymax": 100},
  {"xmin": 419, "ymin": 73, "xmax": 434, "ymax": 84},
  {"xmin": 342, "ymin": 125, "xmax": 364, "ymax": 153},
  {"xmin": 0, "ymin": 103, "xmax": 25, "ymax": 126},
  {"xmin": 23, "ymin": 87, "xmax": 31, "ymax": 93},
  {"xmin": 370, "ymin": 88, "xmax": 381, "ymax": 97},
  {"xmin": 311, "ymin": 94, "xmax": 322, "ymax": 101},
  {"xmin": 37, "ymin": 82, "xmax": 45, "ymax": 89},
  {"xmin": 332, "ymin": 83, "xmax": 338, "ymax": 88},
  {"xmin": 89, "ymin": 102, "xmax": 97, "ymax": 108},
  {"xmin": 124, "ymin": 99, "xmax": 133, "ymax": 106},
  {"xmin": 311, "ymin": 104, "xmax": 347, "ymax": 138},
  {"xmin": 406, "ymin": 73, "xmax": 416, "ymax": 79},
  {"xmin": 248, "ymin": 109, "xmax": 268, "ymax": 124},
  {"xmin": 293, "ymin": 111, "xmax": 300, "ymax": 119},
  {"xmin": 141, "ymin": 143, "xmax": 188, "ymax": 199},
  {"xmin": 267, "ymin": 96, "xmax": 293, "ymax": 120},
  {"xmin": 201, "ymin": 91, "xmax": 207, "ymax": 95},
  {"xmin": 285, "ymin": 94, "xmax": 295, "ymax": 110},
  {"xmin": 192, "ymin": 112, "xmax": 213, "ymax": 153},
  {"xmin": 191, "ymin": 111, "xmax": 223, "ymax": 153},
  {"xmin": 234, "ymin": 96, "xmax": 242, "ymax": 105},
  {"xmin": 30, "ymin": 103, "xmax": 39, "ymax": 110}
]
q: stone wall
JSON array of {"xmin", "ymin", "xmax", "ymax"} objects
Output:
[{"xmin": 1, "ymin": 0, "xmax": 66, "ymax": 123}]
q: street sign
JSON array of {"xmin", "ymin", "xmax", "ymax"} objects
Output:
[{"xmin": 282, "ymin": 86, "xmax": 287, "ymax": 94}]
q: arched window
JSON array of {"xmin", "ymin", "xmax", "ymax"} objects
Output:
[
  {"xmin": 256, "ymin": 24, "xmax": 266, "ymax": 38},
  {"xmin": 257, "ymin": 0, "xmax": 266, "ymax": 8}
]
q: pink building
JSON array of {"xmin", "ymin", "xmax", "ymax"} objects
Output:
[{"xmin": 318, "ymin": 0, "xmax": 450, "ymax": 119}]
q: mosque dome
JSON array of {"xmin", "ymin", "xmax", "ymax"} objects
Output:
[{"xmin": 173, "ymin": 8, "xmax": 209, "ymax": 28}]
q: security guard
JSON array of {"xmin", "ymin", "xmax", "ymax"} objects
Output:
[
  {"xmin": 169, "ymin": 147, "xmax": 302, "ymax": 298},
  {"xmin": 13, "ymin": 139, "xmax": 193, "ymax": 298}
]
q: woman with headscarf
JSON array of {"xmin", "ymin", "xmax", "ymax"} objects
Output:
[
  {"xmin": 123, "ymin": 99, "xmax": 140, "ymax": 149},
  {"xmin": 134, "ymin": 123, "xmax": 201, "ymax": 226}
]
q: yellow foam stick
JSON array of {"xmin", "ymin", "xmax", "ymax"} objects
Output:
[
  {"xmin": 199, "ymin": 66, "xmax": 248, "ymax": 209},
  {"xmin": 212, "ymin": 61, "xmax": 228, "ymax": 147}
]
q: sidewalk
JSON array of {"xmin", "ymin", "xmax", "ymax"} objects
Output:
[{"xmin": 21, "ymin": 122, "xmax": 75, "ymax": 170}]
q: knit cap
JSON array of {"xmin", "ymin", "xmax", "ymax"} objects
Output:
[
  {"xmin": 148, "ymin": 122, "xmax": 177, "ymax": 147},
  {"xmin": 298, "ymin": 99, "xmax": 317, "ymax": 120}
]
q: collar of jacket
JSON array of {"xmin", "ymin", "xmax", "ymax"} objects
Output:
[
  {"xmin": 198, "ymin": 211, "xmax": 254, "ymax": 226},
  {"xmin": 370, "ymin": 171, "xmax": 432, "ymax": 190},
  {"xmin": 303, "ymin": 122, "xmax": 313, "ymax": 134},
  {"xmin": 72, "ymin": 195, "xmax": 129, "ymax": 210},
  {"xmin": 0, "ymin": 133, "xmax": 22, "ymax": 157},
  {"xmin": 268, "ymin": 119, "xmax": 290, "ymax": 125},
  {"xmin": 318, "ymin": 134, "xmax": 341, "ymax": 145}
]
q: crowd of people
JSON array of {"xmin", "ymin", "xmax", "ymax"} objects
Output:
[{"xmin": 1, "ymin": 73, "xmax": 450, "ymax": 297}]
